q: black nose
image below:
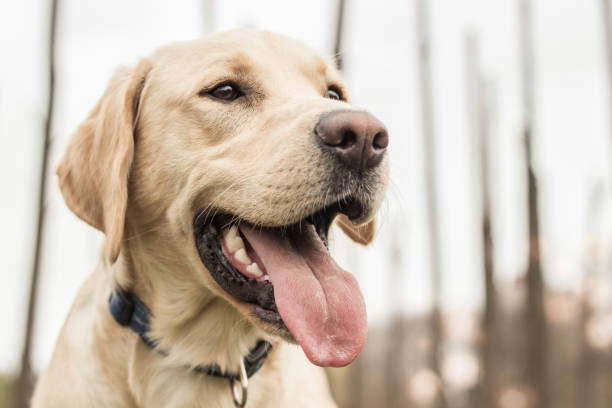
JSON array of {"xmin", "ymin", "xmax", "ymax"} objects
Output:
[{"xmin": 315, "ymin": 110, "xmax": 389, "ymax": 170}]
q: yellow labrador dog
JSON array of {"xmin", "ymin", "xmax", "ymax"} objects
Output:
[{"xmin": 32, "ymin": 29, "xmax": 388, "ymax": 407}]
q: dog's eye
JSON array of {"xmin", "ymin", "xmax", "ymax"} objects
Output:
[
  {"xmin": 327, "ymin": 86, "xmax": 343, "ymax": 101},
  {"xmin": 206, "ymin": 83, "xmax": 243, "ymax": 101}
]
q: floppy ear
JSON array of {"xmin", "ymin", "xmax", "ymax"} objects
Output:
[
  {"xmin": 335, "ymin": 214, "xmax": 377, "ymax": 245},
  {"xmin": 57, "ymin": 59, "xmax": 152, "ymax": 264}
]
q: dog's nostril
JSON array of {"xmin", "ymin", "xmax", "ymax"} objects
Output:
[
  {"xmin": 373, "ymin": 131, "xmax": 389, "ymax": 150},
  {"xmin": 338, "ymin": 130, "xmax": 357, "ymax": 149},
  {"xmin": 315, "ymin": 110, "xmax": 388, "ymax": 170}
]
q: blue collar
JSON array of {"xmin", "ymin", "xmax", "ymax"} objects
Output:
[{"xmin": 108, "ymin": 288, "xmax": 272, "ymax": 380}]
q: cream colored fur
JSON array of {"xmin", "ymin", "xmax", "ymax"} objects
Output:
[{"xmin": 32, "ymin": 29, "xmax": 388, "ymax": 407}]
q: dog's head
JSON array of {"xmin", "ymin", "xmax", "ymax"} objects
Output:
[{"xmin": 57, "ymin": 30, "xmax": 389, "ymax": 368}]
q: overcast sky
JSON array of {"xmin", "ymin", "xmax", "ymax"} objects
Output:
[{"xmin": 1, "ymin": 0, "xmax": 611, "ymax": 373}]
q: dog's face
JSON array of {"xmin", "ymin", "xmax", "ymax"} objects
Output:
[{"xmin": 57, "ymin": 30, "xmax": 388, "ymax": 368}]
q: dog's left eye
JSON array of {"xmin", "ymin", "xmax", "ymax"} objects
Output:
[
  {"xmin": 327, "ymin": 86, "xmax": 343, "ymax": 101},
  {"xmin": 206, "ymin": 83, "xmax": 243, "ymax": 101}
]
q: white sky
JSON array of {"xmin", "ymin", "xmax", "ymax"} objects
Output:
[{"xmin": 1, "ymin": 0, "xmax": 611, "ymax": 373}]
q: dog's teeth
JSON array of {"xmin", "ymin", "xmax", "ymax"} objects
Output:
[
  {"xmin": 263, "ymin": 275, "xmax": 270, "ymax": 281},
  {"xmin": 227, "ymin": 237, "xmax": 245, "ymax": 252},
  {"xmin": 235, "ymin": 248, "xmax": 251, "ymax": 265},
  {"xmin": 246, "ymin": 262, "xmax": 263, "ymax": 277},
  {"xmin": 225, "ymin": 225, "xmax": 238, "ymax": 239},
  {"xmin": 224, "ymin": 226, "xmax": 245, "ymax": 252}
]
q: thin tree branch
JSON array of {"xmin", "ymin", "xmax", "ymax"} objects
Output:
[
  {"xmin": 203, "ymin": 0, "xmax": 216, "ymax": 35},
  {"xmin": 601, "ymin": 0, "xmax": 612, "ymax": 160},
  {"xmin": 334, "ymin": 0, "xmax": 346, "ymax": 71},
  {"xmin": 16, "ymin": 0, "xmax": 58, "ymax": 406},
  {"xmin": 415, "ymin": 0, "xmax": 445, "ymax": 406},
  {"xmin": 465, "ymin": 32, "xmax": 498, "ymax": 408},
  {"xmin": 518, "ymin": 0, "xmax": 548, "ymax": 406}
]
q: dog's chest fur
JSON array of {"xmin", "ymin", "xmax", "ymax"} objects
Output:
[{"xmin": 32, "ymin": 268, "xmax": 337, "ymax": 408}]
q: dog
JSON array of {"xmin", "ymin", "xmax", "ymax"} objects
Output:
[{"xmin": 32, "ymin": 29, "xmax": 389, "ymax": 407}]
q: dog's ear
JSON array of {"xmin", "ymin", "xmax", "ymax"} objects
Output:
[
  {"xmin": 57, "ymin": 59, "xmax": 152, "ymax": 264},
  {"xmin": 335, "ymin": 214, "xmax": 377, "ymax": 245}
]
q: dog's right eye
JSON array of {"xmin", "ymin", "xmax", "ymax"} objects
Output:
[
  {"xmin": 202, "ymin": 83, "xmax": 244, "ymax": 101},
  {"xmin": 327, "ymin": 86, "xmax": 344, "ymax": 101}
]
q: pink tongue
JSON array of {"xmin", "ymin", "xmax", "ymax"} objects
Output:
[{"xmin": 241, "ymin": 225, "xmax": 367, "ymax": 367}]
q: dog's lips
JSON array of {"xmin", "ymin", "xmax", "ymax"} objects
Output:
[{"xmin": 193, "ymin": 199, "xmax": 368, "ymax": 367}]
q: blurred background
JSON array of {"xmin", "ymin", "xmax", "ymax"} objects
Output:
[{"xmin": 1, "ymin": 0, "xmax": 612, "ymax": 407}]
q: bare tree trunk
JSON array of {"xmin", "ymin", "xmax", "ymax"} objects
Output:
[
  {"xmin": 598, "ymin": 4, "xmax": 612, "ymax": 405},
  {"xmin": 518, "ymin": 1, "xmax": 548, "ymax": 406},
  {"xmin": 524, "ymin": 160, "xmax": 547, "ymax": 407},
  {"xmin": 385, "ymin": 226, "xmax": 412, "ymax": 408},
  {"xmin": 202, "ymin": 0, "xmax": 216, "ymax": 35},
  {"xmin": 578, "ymin": 294, "xmax": 595, "ymax": 408},
  {"xmin": 334, "ymin": 0, "xmax": 346, "ymax": 71},
  {"xmin": 579, "ymin": 183, "xmax": 607, "ymax": 408},
  {"xmin": 601, "ymin": 0, "xmax": 612, "ymax": 154},
  {"xmin": 16, "ymin": 0, "xmax": 58, "ymax": 407},
  {"xmin": 465, "ymin": 33, "xmax": 497, "ymax": 408},
  {"xmin": 415, "ymin": 1, "xmax": 445, "ymax": 406}
]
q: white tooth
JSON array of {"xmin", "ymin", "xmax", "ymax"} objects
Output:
[
  {"xmin": 246, "ymin": 263, "xmax": 263, "ymax": 277},
  {"xmin": 264, "ymin": 275, "xmax": 270, "ymax": 281},
  {"xmin": 234, "ymin": 248, "xmax": 252, "ymax": 265},
  {"xmin": 227, "ymin": 236, "xmax": 245, "ymax": 252},
  {"xmin": 224, "ymin": 225, "xmax": 238, "ymax": 239},
  {"xmin": 224, "ymin": 226, "xmax": 244, "ymax": 252}
]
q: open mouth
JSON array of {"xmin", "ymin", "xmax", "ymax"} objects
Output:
[{"xmin": 193, "ymin": 197, "xmax": 368, "ymax": 367}]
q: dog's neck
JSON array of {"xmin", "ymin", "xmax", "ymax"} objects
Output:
[{"xmin": 111, "ymin": 223, "xmax": 268, "ymax": 374}]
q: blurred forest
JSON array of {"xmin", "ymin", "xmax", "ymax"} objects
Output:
[
  {"xmin": 3, "ymin": 0, "xmax": 612, "ymax": 407},
  {"xmin": 326, "ymin": 0, "xmax": 612, "ymax": 407}
]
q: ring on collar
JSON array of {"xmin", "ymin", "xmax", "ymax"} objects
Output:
[{"xmin": 229, "ymin": 359, "xmax": 248, "ymax": 407}]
